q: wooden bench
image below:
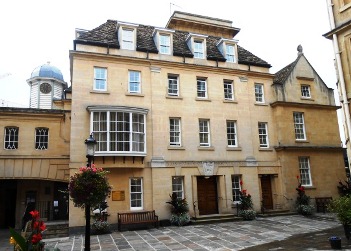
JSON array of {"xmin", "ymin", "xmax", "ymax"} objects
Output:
[
  {"xmin": 117, "ymin": 210, "xmax": 159, "ymax": 231},
  {"xmin": 315, "ymin": 197, "xmax": 332, "ymax": 213}
]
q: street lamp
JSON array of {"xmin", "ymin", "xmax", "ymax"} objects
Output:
[{"xmin": 84, "ymin": 133, "xmax": 96, "ymax": 251}]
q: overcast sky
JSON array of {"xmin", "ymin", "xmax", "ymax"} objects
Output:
[{"xmin": 0, "ymin": 1, "xmax": 340, "ymax": 136}]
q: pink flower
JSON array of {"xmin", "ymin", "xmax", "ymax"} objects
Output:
[{"xmin": 29, "ymin": 211, "xmax": 40, "ymax": 220}]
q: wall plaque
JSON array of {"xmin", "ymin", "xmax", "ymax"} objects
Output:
[{"xmin": 112, "ymin": 191, "xmax": 125, "ymax": 201}]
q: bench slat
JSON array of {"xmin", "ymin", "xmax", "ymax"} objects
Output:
[{"xmin": 118, "ymin": 210, "xmax": 158, "ymax": 231}]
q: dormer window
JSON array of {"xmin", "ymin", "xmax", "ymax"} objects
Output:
[
  {"xmin": 301, "ymin": 85, "xmax": 311, "ymax": 98},
  {"xmin": 217, "ymin": 39, "xmax": 238, "ymax": 63},
  {"xmin": 186, "ymin": 33, "xmax": 207, "ymax": 59},
  {"xmin": 117, "ymin": 22, "xmax": 139, "ymax": 51},
  {"xmin": 153, "ymin": 28, "xmax": 174, "ymax": 55}
]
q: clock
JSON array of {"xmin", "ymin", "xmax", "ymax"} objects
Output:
[{"xmin": 40, "ymin": 83, "xmax": 52, "ymax": 94}]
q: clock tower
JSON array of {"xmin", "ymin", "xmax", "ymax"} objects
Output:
[{"xmin": 27, "ymin": 62, "xmax": 67, "ymax": 109}]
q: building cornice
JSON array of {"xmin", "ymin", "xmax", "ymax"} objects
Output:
[
  {"xmin": 270, "ymin": 101, "xmax": 341, "ymax": 110},
  {"xmin": 274, "ymin": 145, "xmax": 343, "ymax": 151}
]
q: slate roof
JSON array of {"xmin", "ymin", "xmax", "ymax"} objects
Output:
[
  {"xmin": 75, "ymin": 19, "xmax": 271, "ymax": 68},
  {"xmin": 273, "ymin": 55, "xmax": 301, "ymax": 84}
]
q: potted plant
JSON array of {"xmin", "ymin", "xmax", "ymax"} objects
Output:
[
  {"xmin": 295, "ymin": 176, "xmax": 314, "ymax": 216},
  {"xmin": 238, "ymin": 189, "xmax": 256, "ymax": 220},
  {"xmin": 328, "ymin": 195, "xmax": 351, "ymax": 240},
  {"xmin": 166, "ymin": 193, "xmax": 190, "ymax": 226}
]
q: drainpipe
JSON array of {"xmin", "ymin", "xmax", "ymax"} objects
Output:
[{"xmin": 326, "ymin": 0, "xmax": 351, "ymax": 148}]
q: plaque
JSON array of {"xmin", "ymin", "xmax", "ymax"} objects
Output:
[{"xmin": 112, "ymin": 191, "xmax": 125, "ymax": 201}]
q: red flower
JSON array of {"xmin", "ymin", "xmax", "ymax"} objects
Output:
[
  {"xmin": 242, "ymin": 189, "xmax": 247, "ymax": 194},
  {"xmin": 31, "ymin": 233, "xmax": 42, "ymax": 244},
  {"xmin": 240, "ymin": 180, "xmax": 243, "ymax": 186},
  {"xmin": 39, "ymin": 221, "xmax": 46, "ymax": 232},
  {"xmin": 29, "ymin": 211, "xmax": 40, "ymax": 220},
  {"xmin": 296, "ymin": 176, "xmax": 299, "ymax": 179}
]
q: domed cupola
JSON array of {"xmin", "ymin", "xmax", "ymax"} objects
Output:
[{"xmin": 27, "ymin": 62, "xmax": 67, "ymax": 109}]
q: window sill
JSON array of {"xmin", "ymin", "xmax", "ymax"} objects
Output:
[
  {"xmin": 195, "ymin": 98, "xmax": 211, "ymax": 102},
  {"xmin": 254, "ymin": 102, "xmax": 268, "ymax": 106},
  {"xmin": 300, "ymin": 97, "xmax": 314, "ymax": 101},
  {"xmin": 259, "ymin": 147, "xmax": 274, "ymax": 151},
  {"xmin": 226, "ymin": 146, "xmax": 242, "ymax": 151},
  {"xmin": 125, "ymin": 93, "xmax": 145, "ymax": 97},
  {"xmin": 168, "ymin": 146, "xmax": 185, "ymax": 150},
  {"xmin": 295, "ymin": 140, "xmax": 309, "ymax": 143},
  {"xmin": 223, "ymin": 100, "xmax": 237, "ymax": 104},
  {"xmin": 166, "ymin": 95, "xmax": 183, "ymax": 100},
  {"xmin": 90, "ymin": 90, "xmax": 110, "ymax": 94},
  {"xmin": 198, "ymin": 146, "xmax": 215, "ymax": 151}
]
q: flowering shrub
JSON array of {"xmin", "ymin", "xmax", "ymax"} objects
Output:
[
  {"xmin": 9, "ymin": 210, "xmax": 46, "ymax": 251},
  {"xmin": 92, "ymin": 220, "xmax": 110, "ymax": 234},
  {"xmin": 68, "ymin": 165, "xmax": 112, "ymax": 208},
  {"xmin": 238, "ymin": 181, "xmax": 256, "ymax": 220},
  {"xmin": 295, "ymin": 176, "xmax": 314, "ymax": 215}
]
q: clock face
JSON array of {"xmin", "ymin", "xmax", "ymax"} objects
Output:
[{"xmin": 40, "ymin": 83, "xmax": 52, "ymax": 94}]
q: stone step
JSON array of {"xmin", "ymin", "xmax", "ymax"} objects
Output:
[
  {"xmin": 43, "ymin": 221, "xmax": 69, "ymax": 239},
  {"xmin": 191, "ymin": 214, "xmax": 242, "ymax": 225}
]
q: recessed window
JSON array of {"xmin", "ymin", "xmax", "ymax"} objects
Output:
[
  {"xmin": 170, "ymin": 118, "xmax": 181, "ymax": 146},
  {"xmin": 128, "ymin": 71, "xmax": 141, "ymax": 93},
  {"xmin": 231, "ymin": 175, "xmax": 242, "ymax": 203},
  {"xmin": 293, "ymin": 112, "xmax": 306, "ymax": 140},
  {"xmin": 194, "ymin": 40, "xmax": 204, "ymax": 59},
  {"xmin": 94, "ymin": 67, "xmax": 107, "ymax": 91},
  {"xmin": 197, "ymin": 78, "xmax": 207, "ymax": 98},
  {"xmin": 122, "ymin": 28, "xmax": 135, "ymax": 50},
  {"xmin": 226, "ymin": 44, "xmax": 235, "ymax": 62},
  {"xmin": 258, "ymin": 122, "xmax": 269, "ymax": 148},
  {"xmin": 168, "ymin": 75, "xmax": 179, "ymax": 96},
  {"xmin": 255, "ymin": 83, "xmax": 265, "ymax": 103},
  {"xmin": 159, "ymin": 34, "xmax": 171, "ymax": 55},
  {"xmin": 4, "ymin": 127, "xmax": 18, "ymax": 150},
  {"xmin": 130, "ymin": 178, "xmax": 143, "ymax": 210},
  {"xmin": 35, "ymin": 127, "xmax": 49, "ymax": 150},
  {"xmin": 172, "ymin": 176, "xmax": 184, "ymax": 199},
  {"xmin": 199, "ymin": 119, "xmax": 210, "ymax": 147},
  {"xmin": 224, "ymin": 81, "xmax": 234, "ymax": 100},
  {"xmin": 301, "ymin": 85, "xmax": 311, "ymax": 98},
  {"xmin": 227, "ymin": 120, "xmax": 237, "ymax": 147},
  {"xmin": 299, "ymin": 157, "xmax": 312, "ymax": 186}
]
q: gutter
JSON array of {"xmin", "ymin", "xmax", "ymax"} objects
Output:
[{"xmin": 326, "ymin": 0, "xmax": 351, "ymax": 146}]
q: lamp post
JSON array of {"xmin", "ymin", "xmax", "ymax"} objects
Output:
[{"xmin": 84, "ymin": 133, "xmax": 96, "ymax": 251}]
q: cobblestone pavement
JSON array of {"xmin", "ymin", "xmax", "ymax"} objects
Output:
[{"xmin": 1, "ymin": 214, "xmax": 350, "ymax": 251}]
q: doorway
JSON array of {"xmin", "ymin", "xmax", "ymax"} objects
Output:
[
  {"xmin": 197, "ymin": 176, "xmax": 218, "ymax": 215},
  {"xmin": 261, "ymin": 175, "xmax": 273, "ymax": 210}
]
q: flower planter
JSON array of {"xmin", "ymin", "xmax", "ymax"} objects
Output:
[{"xmin": 329, "ymin": 236, "xmax": 341, "ymax": 250}]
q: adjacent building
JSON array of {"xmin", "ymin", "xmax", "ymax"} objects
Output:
[
  {"xmin": 0, "ymin": 63, "xmax": 71, "ymax": 229},
  {"xmin": 68, "ymin": 11, "xmax": 345, "ymax": 229},
  {"xmin": 324, "ymin": 0, "xmax": 351, "ymax": 173}
]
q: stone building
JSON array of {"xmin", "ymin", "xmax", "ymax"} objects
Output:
[
  {"xmin": 324, "ymin": 0, "xmax": 351, "ymax": 172},
  {"xmin": 68, "ymin": 11, "xmax": 345, "ymax": 229},
  {"xmin": 0, "ymin": 63, "xmax": 71, "ymax": 229}
]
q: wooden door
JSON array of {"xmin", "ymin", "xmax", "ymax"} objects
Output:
[
  {"xmin": 261, "ymin": 175, "xmax": 273, "ymax": 210},
  {"xmin": 197, "ymin": 176, "xmax": 218, "ymax": 215}
]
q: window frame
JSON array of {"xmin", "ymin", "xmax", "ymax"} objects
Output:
[
  {"xmin": 169, "ymin": 118, "xmax": 181, "ymax": 146},
  {"xmin": 194, "ymin": 39, "xmax": 205, "ymax": 59},
  {"xmin": 35, "ymin": 127, "xmax": 49, "ymax": 150},
  {"xmin": 293, "ymin": 112, "xmax": 307, "ymax": 140},
  {"xmin": 94, "ymin": 67, "xmax": 107, "ymax": 91},
  {"xmin": 258, "ymin": 122, "xmax": 269, "ymax": 148},
  {"xmin": 199, "ymin": 119, "xmax": 210, "ymax": 147},
  {"xmin": 301, "ymin": 85, "xmax": 311, "ymax": 98},
  {"xmin": 121, "ymin": 28, "xmax": 135, "ymax": 50},
  {"xmin": 130, "ymin": 178, "xmax": 143, "ymax": 210},
  {"xmin": 4, "ymin": 126, "xmax": 19, "ymax": 150},
  {"xmin": 159, "ymin": 33, "xmax": 171, "ymax": 55},
  {"xmin": 226, "ymin": 120, "xmax": 238, "ymax": 147},
  {"xmin": 224, "ymin": 80, "xmax": 234, "ymax": 100},
  {"xmin": 168, "ymin": 74, "xmax": 179, "ymax": 96},
  {"xmin": 128, "ymin": 70, "xmax": 141, "ymax": 94},
  {"xmin": 254, "ymin": 83, "xmax": 265, "ymax": 103},
  {"xmin": 89, "ymin": 107, "xmax": 148, "ymax": 156},
  {"xmin": 299, "ymin": 157, "xmax": 312, "ymax": 186},
  {"xmin": 231, "ymin": 175, "xmax": 242, "ymax": 203},
  {"xmin": 197, "ymin": 78, "xmax": 207, "ymax": 98},
  {"xmin": 172, "ymin": 176, "xmax": 184, "ymax": 199},
  {"xmin": 225, "ymin": 44, "xmax": 236, "ymax": 62}
]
